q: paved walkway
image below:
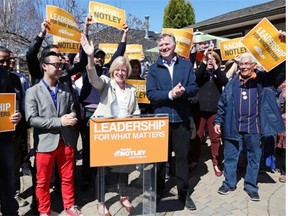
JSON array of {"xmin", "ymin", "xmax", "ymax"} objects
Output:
[{"xmin": 16, "ymin": 140, "xmax": 285, "ymax": 216}]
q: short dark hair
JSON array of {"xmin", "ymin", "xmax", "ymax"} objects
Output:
[
  {"xmin": 0, "ymin": 46, "xmax": 11, "ymax": 54},
  {"xmin": 40, "ymin": 45, "xmax": 62, "ymax": 72}
]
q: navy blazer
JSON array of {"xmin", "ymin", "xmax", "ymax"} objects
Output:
[{"xmin": 146, "ymin": 55, "xmax": 198, "ymax": 123}]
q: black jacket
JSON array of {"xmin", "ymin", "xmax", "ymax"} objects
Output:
[
  {"xmin": 25, "ymin": 35, "xmax": 87, "ymax": 86},
  {"xmin": 195, "ymin": 62, "xmax": 228, "ymax": 113}
]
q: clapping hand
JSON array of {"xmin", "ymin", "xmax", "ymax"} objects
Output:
[
  {"xmin": 172, "ymin": 82, "xmax": 185, "ymax": 99},
  {"xmin": 60, "ymin": 113, "xmax": 77, "ymax": 127}
]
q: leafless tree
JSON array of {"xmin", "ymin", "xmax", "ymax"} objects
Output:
[{"xmin": 0, "ymin": 0, "xmax": 156, "ymax": 69}]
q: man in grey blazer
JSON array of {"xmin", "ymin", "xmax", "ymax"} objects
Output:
[{"xmin": 25, "ymin": 47, "xmax": 84, "ymax": 216}]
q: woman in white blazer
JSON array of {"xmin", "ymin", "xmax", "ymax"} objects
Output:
[{"xmin": 81, "ymin": 34, "xmax": 140, "ymax": 216}]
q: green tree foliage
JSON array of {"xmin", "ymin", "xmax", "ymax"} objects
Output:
[{"xmin": 163, "ymin": 0, "xmax": 195, "ymax": 29}]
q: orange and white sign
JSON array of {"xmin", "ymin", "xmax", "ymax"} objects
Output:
[
  {"xmin": 46, "ymin": 5, "xmax": 81, "ymax": 42},
  {"xmin": 89, "ymin": 116, "xmax": 169, "ymax": 166},
  {"xmin": 220, "ymin": 37, "xmax": 247, "ymax": 61},
  {"xmin": 125, "ymin": 44, "xmax": 144, "ymax": 61},
  {"xmin": 241, "ymin": 18, "xmax": 286, "ymax": 72},
  {"xmin": 89, "ymin": 1, "xmax": 126, "ymax": 30},
  {"xmin": 183, "ymin": 28, "xmax": 193, "ymax": 35},
  {"xmin": 99, "ymin": 43, "xmax": 118, "ymax": 64},
  {"xmin": 53, "ymin": 36, "xmax": 80, "ymax": 53},
  {"xmin": 126, "ymin": 80, "xmax": 149, "ymax": 104},
  {"xmin": 0, "ymin": 93, "xmax": 16, "ymax": 132},
  {"xmin": 162, "ymin": 28, "xmax": 193, "ymax": 58}
]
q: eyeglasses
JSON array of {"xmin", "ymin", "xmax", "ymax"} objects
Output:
[
  {"xmin": 239, "ymin": 62, "xmax": 255, "ymax": 67},
  {"xmin": 45, "ymin": 62, "xmax": 65, "ymax": 70},
  {"xmin": 0, "ymin": 58, "xmax": 10, "ymax": 65}
]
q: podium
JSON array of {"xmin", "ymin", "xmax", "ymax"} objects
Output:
[{"xmin": 90, "ymin": 115, "xmax": 169, "ymax": 215}]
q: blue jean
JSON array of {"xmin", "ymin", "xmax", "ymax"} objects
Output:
[{"xmin": 223, "ymin": 133, "xmax": 261, "ymax": 192}]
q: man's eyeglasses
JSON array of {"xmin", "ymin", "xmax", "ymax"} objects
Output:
[
  {"xmin": 45, "ymin": 62, "xmax": 65, "ymax": 70},
  {"xmin": 0, "ymin": 58, "xmax": 10, "ymax": 65},
  {"xmin": 239, "ymin": 62, "xmax": 255, "ymax": 67}
]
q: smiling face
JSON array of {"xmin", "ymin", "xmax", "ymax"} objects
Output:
[
  {"xmin": 113, "ymin": 64, "xmax": 128, "ymax": 85},
  {"xmin": 109, "ymin": 56, "xmax": 131, "ymax": 87},
  {"xmin": 42, "ymin": 55, "xmax": 64, "ymax": 81},
  {"xmin": 239, "ymin": 54, "xmax": 257, "ymax": 79},
  {"xmin": 157, "ymin": 34, "xmax": 176, "ymax": 62}
]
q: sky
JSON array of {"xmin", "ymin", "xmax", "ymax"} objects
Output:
[{"xmin": 92, "ymin": 0, "xmax": 274, "ymax": 33}]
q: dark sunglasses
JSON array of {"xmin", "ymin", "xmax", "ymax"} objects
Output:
[
  {"xmin": 45, "ymin": 62, "xmax": 65, "ymax": 70},
  {"xmin": 0, "ymin": 58, "xmax": 10, "ymax": 64}
]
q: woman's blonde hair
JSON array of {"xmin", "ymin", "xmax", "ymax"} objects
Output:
[{"xmin": 109, "ymin": 56, "xmax": 132, "ymax": 79}]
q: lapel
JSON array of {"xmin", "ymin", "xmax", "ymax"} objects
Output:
[
  {"xmin": 125, "ymin": 84, "xmax": 132, "ymax": 109},
  {"xmin": 38, "ymin": 81, "xmax": 59, "ymax": 115},
  {"xmin": 110, "ymin": 79, "xmax": 117, "ymax": 103},
  {"xmin": 57, "ymin": 83, "xmax": 66, "ymax": 116}
]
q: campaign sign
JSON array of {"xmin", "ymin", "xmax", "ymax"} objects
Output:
[
  {"xmin": 126, "ymin": 79, "xmax": 149, "ymax": 104},
  {"xmin": 220, "ymin": 37, "xmax": 247, "ymax": 61},
  {"xmin": 125, "ymin": 44, "xmax": 144, "ymax": 61},
  {"xmin": 241, "ymin": 18, "xmax": 286, "ymax": 72},
  {"xmin": 0, "ymin": 93, "xmax": 16, "ymax": 132},
  {"xmin": 162, "ymin": 28, "xmax": 193, "ymax": 59},
  {"xmin": 89, "ymin": 1, "xmax": 126, "ymax": 30},
  {"xmin": 98, "ymin": 43, "xmax": 118, "ymax": 64},
  {"xmin": 53, "ymin": 36, "xmax": 80, "ymax": 53},
  {"xmin": 46, "ymin": 5, "xmax": 81, "ymax": 42},
  {"xmin": 90, "ymin": 116, "xmax": 169, "ymax": 166}
]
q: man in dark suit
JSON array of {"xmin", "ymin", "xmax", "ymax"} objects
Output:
[
  {"xmin": 0, "ymin": 63, "xmax": 22, "ymax": 215},
  {"xmin": 25, "ymin": 47, "xmax": 83, "ymax": 216}
]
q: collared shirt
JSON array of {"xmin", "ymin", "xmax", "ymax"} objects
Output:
[
  {"xmin": 162, "ymin": 56, "xmax": 177, "ymax": 100},
  {"xmin": 233, "ymin": 74, "xmax": 259, "ymax": 133},
  {"xmin": 162, "ymin": 55, "xmax": 177, "ymax": 79},
  {"xmin": 41, "ymin": 79, "xmax": 59, "ymax": 109}
]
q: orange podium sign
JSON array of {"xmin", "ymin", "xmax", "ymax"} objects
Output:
[
  {"xmin": 89, "ymin": 116, "xmax": 169, "ymax": 166},
  {"xmin": 240, "ymin": 18, "xmax": 286, "ymax": 72},
  {"xmin": 0, "ymin": 93, "xmax": 16, "ymax": 132}
]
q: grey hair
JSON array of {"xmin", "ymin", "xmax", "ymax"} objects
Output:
[
  {"xmin": 239, "ymin": 53, "xmax": 258, "ymax": 64},
  {"xmin": 156, "ymin": 33, "xmax": 176, "ymax": 46}
]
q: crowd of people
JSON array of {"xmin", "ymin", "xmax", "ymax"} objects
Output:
[{"xmin": 0, "ymin": 13, "xmax": 286, "ymax": 216}]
